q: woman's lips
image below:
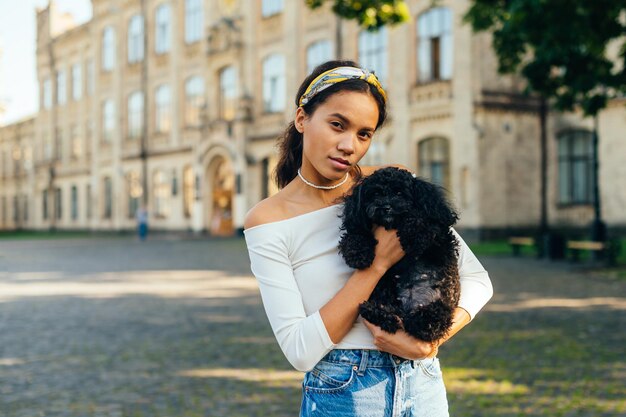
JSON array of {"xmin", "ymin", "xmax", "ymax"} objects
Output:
[{"xmin": 330, "ymin": 157, "xmax": 351, "ymax": 170}]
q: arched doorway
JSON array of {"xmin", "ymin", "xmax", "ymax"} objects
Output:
[{"xmin": 206, "ymin": 157, "xmax": 234, "ymax": 236}]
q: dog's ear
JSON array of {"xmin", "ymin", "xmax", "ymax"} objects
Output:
[{"xmin": 411, "ymin": 177, "xmax": 459, "ymax": 228}]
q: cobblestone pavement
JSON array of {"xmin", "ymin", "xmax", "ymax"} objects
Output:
[{"xmin": 0, "ymin": 236, "xmax": 624, "ymax": 417}]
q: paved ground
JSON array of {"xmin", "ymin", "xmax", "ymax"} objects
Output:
[{"xmin": 0, "ymin": 236, "xmax": 624, "ymax": 417}]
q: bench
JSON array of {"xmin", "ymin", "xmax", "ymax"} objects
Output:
[
  {"xmin": 509, "ymin": 237, "xmax": 535, "ymax": 256},
  {"xmin": 567, "ymin": 240, "xmax": 621, "ymax": 266}
]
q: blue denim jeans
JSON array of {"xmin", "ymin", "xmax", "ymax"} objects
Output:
[{"xmin": 300, "ymin": 349, "xmax": 448, "ymax": 417}]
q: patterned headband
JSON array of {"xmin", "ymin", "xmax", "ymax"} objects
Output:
[{"xmin": 298, "ymin": 66, "xmax": 388, "ymax": 107}]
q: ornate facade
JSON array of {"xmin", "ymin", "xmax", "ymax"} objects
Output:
[{"xmin": 1, "ymin": 0, "xmax": 625, "ymax": 238}]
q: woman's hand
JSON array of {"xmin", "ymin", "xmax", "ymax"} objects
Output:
[
  {"xmin": 363, "ymin": 319, "xmax": 438, "ymax": 360},
  {"xmin": 370, "ymin": 226, "xmax": 405, "ymax": 273}
]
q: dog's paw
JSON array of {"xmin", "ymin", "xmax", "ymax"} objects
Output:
[
  {"xmin": 338, "ymin": 233, "xmax": 377, "ymax": 269},
  {"xmin": 403, "ymin": 301, "xmax": 454, "ymax": 342},
  {"xmin": 359, "ymin": 302, "xmax": 402, "ymax": 334}
]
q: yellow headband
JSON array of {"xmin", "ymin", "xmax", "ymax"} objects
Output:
[{"xmin": 298, "ymin": 66, "xmax": 387, "ymax": 107}]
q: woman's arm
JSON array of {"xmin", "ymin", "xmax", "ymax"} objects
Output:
[
  {"xmin": 320, "ymin": 226, "xmax": 404, "ymax": 343},
  {"xmin": 245, "ymin": 223, "xmax": 404, "ymax": 372}
]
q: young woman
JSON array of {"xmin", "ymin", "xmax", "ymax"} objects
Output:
[{"xmin": 244, "ymin": 60, "xmax": 493, "ymax": 417}]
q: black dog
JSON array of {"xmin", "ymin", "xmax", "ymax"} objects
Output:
[{"xmin": 338, "ymin": 167, "xmax": 461, "ymax": 342}]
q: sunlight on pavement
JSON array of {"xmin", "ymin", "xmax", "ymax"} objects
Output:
[
  {"xmin": 487, "ymin": 296, "xmax": 626, "ymax": 311},
  {"xmin": 0, "ymin": 270, "xmax": 258, "ymax": 302}
]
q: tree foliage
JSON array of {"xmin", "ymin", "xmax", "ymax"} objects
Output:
[
  {"xmin": 305, "ymin": 0, "xmax": 411, "ymax": 30},
  {"xmin": 464, "ymin": 0, "xmax": 626, "ymax": 116}
]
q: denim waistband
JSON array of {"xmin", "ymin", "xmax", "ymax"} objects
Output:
[{"xmin": 320, "ymin": 349, "xmax": 418, "ymax": 369}]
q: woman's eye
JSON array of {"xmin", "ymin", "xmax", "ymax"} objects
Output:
[{"xmin": 330, "ymin": 121, "xmax": 343, "ymax": 129}]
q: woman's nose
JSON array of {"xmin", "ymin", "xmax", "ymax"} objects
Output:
[{"xmin": 337, "ymin": 134, "xmax": 355, "ymax": 154}]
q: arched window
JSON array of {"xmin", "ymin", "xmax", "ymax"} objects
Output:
[
  {"xmin": 102, "ymin": 26, "xmax": 116, "ymax": 71},
  {"xmin": 128, "ymin": 14, "xmax": 144, "ymax": 63},
  {"xmin": 127, "ymin": 91, "xmax": 144, "ymax": 139},
  {"xmin": 307, "ymin": 40, "xmax": 332, "ymax": 74},
  {"xmin": 262, "ymin": 54, "xmax": 286, "ymax": 113},
  {"xmin": 358, "ymin": 28, "xmax": 387, "ymax": 84},
  {"xmin": 155, "ymin": 84, "xmax": 171, "ymax": 133},
  {"xmin": 418, "ymin": 137, "xmax": 450, "ymax": 188},
  {"xmin": 558, "ymin": 130, "xmax": 593, "ymax": 204},
  {"xmin": 185, "ymin": 0, "xmax": 203, "ymax": 43},
  {"xmin": 417, "ymin": 8, "xmax": 453, "ymax": 82},
  {"xmin": 219, "ymin": 66, "xmax": 238, "ymax": 121},
  {"xmin": 155, "ymin": 4, "xmax": 172, "ymax": 54},
  {"xmin": 185, "ymin": 76, "xmax": 205, "ymax": 127}
]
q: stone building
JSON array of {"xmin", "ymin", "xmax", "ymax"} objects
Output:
[{"xmin": 0, "ymin": 0, "xmax": 624, "ymax": 238}]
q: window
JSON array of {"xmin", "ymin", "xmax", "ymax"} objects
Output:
[
  {"xmin": 153, "ymin": 169, "xmax": 170, "ymax": 218},
  {"xmin": 56, "ymin": 70, "xmax": 67, "ymax": 105},
  {"xmin": 417, "ymin": 7, "xmax": 453, "ymax": 82},
  {"xmin": 262, "ymin": 54, "xmax": 286, "ymax": 113},
  {"xmin": 71, "ymin": 125, "xmax": 82, "ymax": 159},
  {"xmin": 307, "ymin": 40, "xmax": 332, "ymax": 74},
  {"xmin": 103, "ymin": 176, "xmax": 113, "ymax": 219},
  {"xmin": 219, "ymin": 66, "xmax": 238, "ymax": 121},
  {"xmin": 55, "ymin": 187, "xmax": 62, "ymax": 220},
  {"xmin": 558, "ymin": 130, "xmax": 593, "ymax": 204},
  {"xmin": 42, "ymin": 190, "xmax": 48, "ymax": 220},
  {"xmin": 42, "ymin": 77, "xmax": 52, "ymax": 109},
  {"xmin": 262, "ymin": 0, "xmax": 283, "ymax": 17},
  {"xmin": 418, "ymin": 137, "xmax": 450, "ymax": 188},
  {"xmin": 71, "ymin": 185, "xmax": 78, "ymax": 220},
  {"xmin": 127, "ymin": 91, "xmax": 144, "ymax": 139},
  {"xmin": 87, "ymin": 59, "xmax": 95, "ymax": 95},
  {"xmin": 127, "ymin": 171, "xmax": 142, "ymax": 219},
  {"xmin": 155, "ymin": 4, "xmax": 172, "ymax": 54},
  {"xmin": 185, "ymin": 76, "xmax": 205, "ymax": 127},
  {"xmin": 86, "ymin": 184, "xmax": 92, "ymax": 219},
  {"xmin": 155, "ymin": 84, "xmax": 171, "ymax": 133},
  {"xmin": 358, "ymin": 28, "xmax": 387, "ymax": 84},
  {"xmin": 102, "ymin": 26, "xmax": 116, "ymax": 71},
  {"xmin": 23, "ymin": 196, "xmax": 29, "ymax": 223},
  {"xmin": 72, "ymin": 63, "xmax": 82, "ymax": 100},
  {"xmin": 128, "ymin": 14, "xmax": 144, "ymax": 63},
  {"xmin": 183, "ymin": 166, "xmax": 194, "ymax": 218},
  {"xmin": 361, "ymin": 141, "xmax": 386, "ymax": 166},
  {"xmin": 13, "ymin": 196, "xmax": 19, "ymax": 223},
  {"xmin": 185, "ymin": 0, "xmax": 202, "ymax": 43},
  {"xmin": 102, "ymin": 99, "xmax": 115, "ymax": 142}
]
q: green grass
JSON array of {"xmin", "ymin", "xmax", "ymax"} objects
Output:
[{"xmin": 469, "ymin": 237, "xmax": 626, "ymax": 266}]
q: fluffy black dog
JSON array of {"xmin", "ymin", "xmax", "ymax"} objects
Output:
[{"xmin": 338, "ymin": 167, "xmax": 461, "ymax": 342}]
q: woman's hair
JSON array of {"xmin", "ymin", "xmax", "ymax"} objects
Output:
[{"xmin": 274, "ymin": 60, "xmax": 388, "ymax": 189}]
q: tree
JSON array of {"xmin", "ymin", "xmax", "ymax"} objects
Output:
[
  {"xmin": 464, "ymin": 0, "xmax": 626, "ymax": 246},
  {"xmin": 305, "ymin": 0, "xmax": 411, "ymax": 30}
]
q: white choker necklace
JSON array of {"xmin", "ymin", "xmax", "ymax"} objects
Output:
[{"xmin": 297, "ymin": 168, "xmax": 350, "ymax": 190}]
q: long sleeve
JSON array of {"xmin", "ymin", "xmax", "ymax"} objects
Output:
[
  {"xmin": 452, "ymin": 228, "xmax": 494, "ymax": 320},
  {"xmin": 244, "ymin": 228, "xmax": 336, "ymax": 372}
]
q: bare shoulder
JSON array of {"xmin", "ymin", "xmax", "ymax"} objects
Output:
[
  {"xmin": 244, "ymin": 195, "xmax": 289, "ymax": 230},
  {"xmin": 360, "ymin": 164, "xmax": 413, "ymax": 176}
]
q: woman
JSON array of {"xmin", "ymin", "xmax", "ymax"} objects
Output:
[{"xmin": 244, "ymin": 60, "xmax": 493, "ymax": 417}]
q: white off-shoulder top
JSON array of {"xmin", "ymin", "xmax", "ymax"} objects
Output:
[{"xmin": 243, "ymin": 204, "xmax": 493, "ymax": 372}]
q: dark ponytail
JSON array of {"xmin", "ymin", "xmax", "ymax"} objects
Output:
[{"xmin": 274, "ymin": 60, "xmax": 388, "ymax": 189}]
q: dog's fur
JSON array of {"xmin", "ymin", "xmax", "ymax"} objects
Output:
[{"xmin": 338, "ymin": 167, "xmax": 461, "ymax": 342}]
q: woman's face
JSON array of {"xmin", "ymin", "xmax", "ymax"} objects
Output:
[{"xmin": 296, "ymin": 90, "xmax": 380, "ymax": 185}]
